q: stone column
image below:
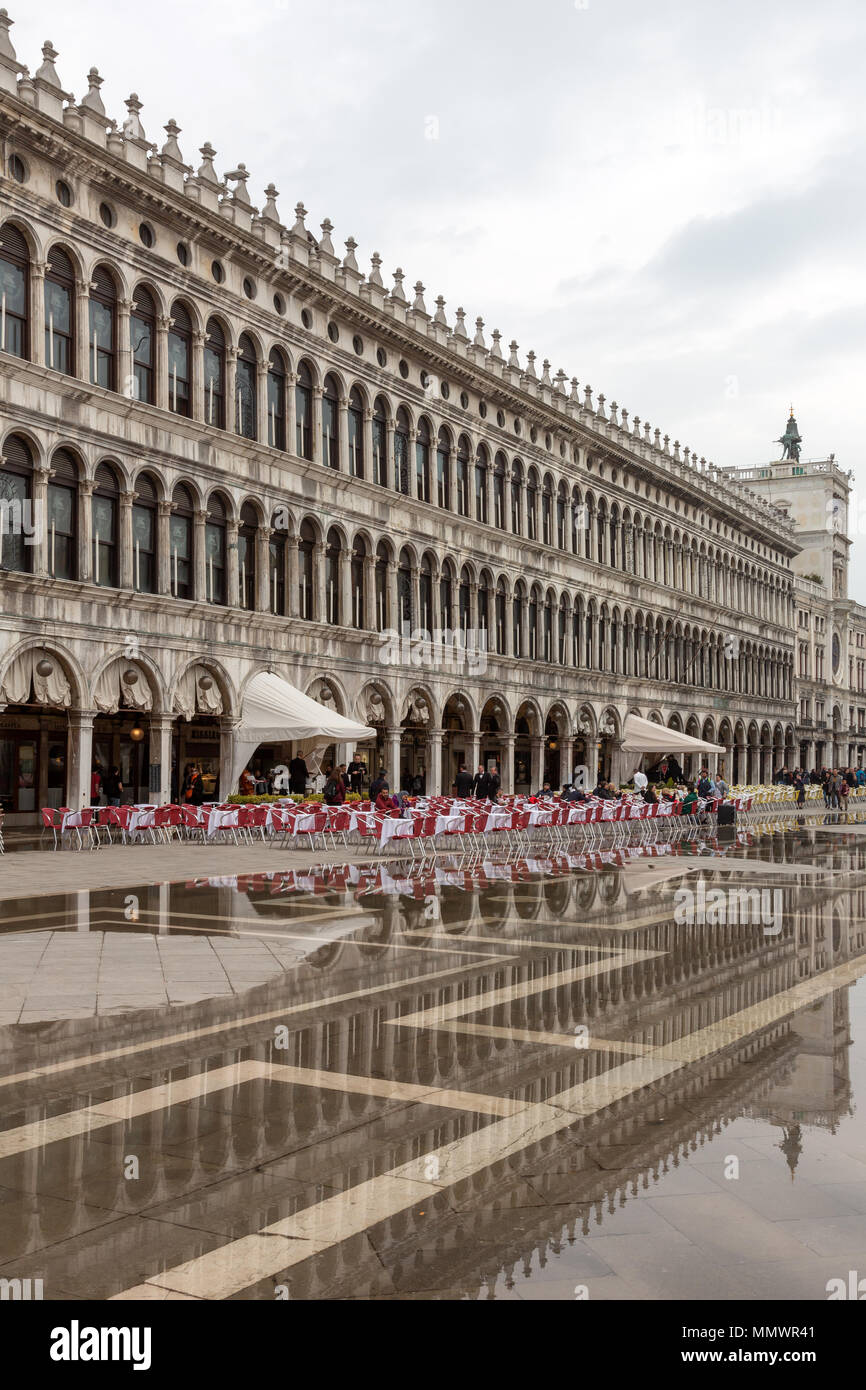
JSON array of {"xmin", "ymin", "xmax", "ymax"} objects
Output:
[
  {"xmin": 385, "ymin": 728, "xmax": 402, "ymax": 788},
  {"xmin": 256, "ymin": 526, "xmax": 271, "ymax": 612},
  {"xmin": 386, "ymin": 417, "xmax": 396, "ymax": 490},
  {"xmin": 362, "ymin": 407, "xmax": 374, "ymax": 482},
  {"xmin": 363, "ymin": 554, "xmax": 377, "ymax": 631},
  {"xmin": 388, "ymin": 560, "xmax": 399, "ymax": 630},
  {"xmin": 79, "ymin": 479, "xmax": 94, "ymax": 582},
  {"xmin": 219, "ymin": 717, "xmax": 241, "ymax": 800},
  {"xmin": 287, "ymin": 535, "xmax": 300, "ymax": 618},
  {"xmin": 256, "ymin": 360, "xmax": 268, "ymax": 446},
  {"xmin": 312, "ymin": 387, "xmax": 324, "ymax": 467},
  {"xmin": 148, "ymin": 713, "xmax": 174, "ymax": 805},
  {"xmin": 530, "ymin": 734, "xmax": 545, "ymax": 792},
  {"xmin": 338, "ymin": 397, "xmax": 350, "ymax": 474},
  {"xmin": 467, "ymin": 729, "xmax": 481, "ymax": 773},
  {"xmin": 194, "ymin": 508, "xmax": 207, "ymax": 601},
  {"xmin": 155, "ymin": 315, "xmax": 171, "ymax": 411},
  {"xmin": 339, "ymin": 546, "xmax": 352, "ymax": 627},
  {"xmin": 117, "ymin": 297, "xmax": 133, "ymax": 399},
  {"xmin": 410, "ymin": 567, "xmax": 420, "ymax": 632},
  {"xmin": 426, "ymin": 728, "xmax": 444, "ymax": 795},
  {"xmin": 30, "ymin": 259, "xmax": 46, "ymax": 368},
  {"xmin": 192, "ymin": 330, "xmax": 206, "ymax": 421},
  {"xmin": 226, "ymin": 518, "xmax": 239, "ymax": 608},
  {"xmin": 75, "ymin": 278, "xmax": 90, "ymax": 382},
  {"xmin": 225, "ymin": 347, "xmax": 238, "ymax": 435},
  {"xmin": 500, "ymin": 733, "xmax": 515, "ymax": 796},
  {"xmin": 157, "ymin": 501, "xmax": 172, "ymax": 596},
  {"xmin": 314, "ymin": 542, "xmax": 326, "ymax": 621},
  {"xmin": 286, "ymin": 372, "xmax": 297, "ymax": 456},
  {"xmin": 31, "ymin": 462, "xmax": 50, "ymax": 577},
  {"xmin": 67, "ymin": 709, "xmax": 96, "ymax": 810},
  {"xmin": 119, "ymin": 489, "xmax": 135, "ymax": 589},
  {"xmin": 608, "ymin": 739, "xmax": 625, "ymax": 788}
]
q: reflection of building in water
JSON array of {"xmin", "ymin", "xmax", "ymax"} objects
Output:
[{"xmin": 1, "ymin": 838, "xmax": 864, "ymax": 1296}]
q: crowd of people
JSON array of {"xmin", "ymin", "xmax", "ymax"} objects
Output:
[{"xmin": 774, "ymin": 765, "xmax": 864, "ymax": 808}]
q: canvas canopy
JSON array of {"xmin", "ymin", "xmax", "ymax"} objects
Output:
[
  {"xmin": 231, "ymin": 672, "xmax": 375, "ymax": 789},
  {"xmin": 621, "ymin": 714, "xmax": 725, "ymax": 756}
]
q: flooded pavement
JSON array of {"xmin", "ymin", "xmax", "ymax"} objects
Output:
[{"xmin": 1, "ymin": 821, "xmax": 866, "ymax": 1301}]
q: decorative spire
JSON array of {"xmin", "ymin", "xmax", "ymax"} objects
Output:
[
  {"xmin": 473, "ymin": 317, "xmax": 486, "ymax": 348},
  {"xmin": 490, "ymin": 328, "xmax": 503, "ymax": 359},
  {"xmin": 0, "ymin": 9, "xmax": 18, "ymax": 63},
  {"xmin": 223, "ymin": 162, "xmax": 251, "ymax": 204},
  {"xmin": 433, "ymin": 295, "xmax": 448, "ymax": 327},
  {"xmin": 583, "ymin": 384, "xmax": 593, "ymax": 411},
  {"xmin": 453, "ymin": 307, "xmax": 469, "ymax": 339},
  {"xmin": 261, "ymin": 183, "xmax": 280, "ymax": 223},
  {"xmin": 525, "ymin": 350, "xmax": 537, "ymax": 379},
  {"xmin": 80, "ymin": 66, "xmax": 105, "ymax": 115},
  {"xmin": 291, "ymin": 202, "xmax": 308, "ymax": 237},
  {"xmin": 35, "ymin": 39, "xmax": 62, "ymax": 88},
  {"xmin": 508, "ymin": 340, "xmax": 521, "ymax": 369},
  {"xmin": 654, "ymin": 428, "xmax": 661, "ymax": 449},
  {"xmin": 343, "ymin": 236, "xmax": 359, "ymax": 271},
  {"xmin": 412, "ymin": 281, "xmax": 427, "ymax": 314},
  {"xmin": 197, "ymin": 142, "xmax": 220, "ymax": 184},
  {"xmin": 123, "ymin": 93, "xmax": 147, "ymax": 142},
  {"xmin": 596, "ymin": 392, "xmax": 606, "ymax": 419},
  {"xmin": 319, "ymin": 218, "xmax": 335, "ymax": 256},
  {"xmin": 570, "ymin": 377, "xmax": 580, "ymax": 403},
  {"xmin": 609, "ymin": 400, "xmax": 619, "ymax": 426},
  {"xmin": 673, "ymin": 439, "xmax": 681, "ymax": 461},
  {"xmin": 161, "ymin": 118, "xmax": 184, "ymax": 162},
  {"xmin": 555, "ymin": 369, "xmax": 568, "ymax": 395},
  {"xmin": 541, "ymin": 359, "xmax": 553, "ymax": 388},
  {"xmin": 391, "ymin": 267, "xmax": 407, "ymax": 303},
  {"xmin": 368, "ymin": 252, "xmax": 384, "ymax": 287}
]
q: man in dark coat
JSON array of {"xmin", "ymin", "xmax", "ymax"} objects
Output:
[
  {"xmin": 289, "ymin": 755, "xmax": 308, "ymax": 796},
  {"xmin": 455, "ymin": 765, "xmax": 474, "ymax": 797}
]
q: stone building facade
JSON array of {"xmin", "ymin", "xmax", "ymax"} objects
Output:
[{"xmin": 0, "ymin": 16, "xmax": 803, "ymax": 821}]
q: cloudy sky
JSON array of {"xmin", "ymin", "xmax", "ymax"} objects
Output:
[{"xmin": 10, "ymin": 0, "xmax": 866, "ymax": 593}]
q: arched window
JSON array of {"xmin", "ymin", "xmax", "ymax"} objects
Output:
[
  {"xmin": 269, "ymin": 512, "xmax": 286, "ymax": 616},
  {"xmin": 584, "ymin": 495, "xmax": 593, "ymax": 559},
  {"xmin": 571, "ymin": 489, "xmax": 581, "ymax": 553},
  {"xmin": 528, "ymin": 588, "xmax": 539, "ymax": 660},
  {"xmin": 132, "ymin": 472, "xmax": 157, "ymax": 594},
  {"xmin": 204, "ymin": 319, "xmax": 226, "ymax": 428},
  {"xmin": 436, "ymin": 428, "xmax": 451, "ymax": 510},
  {"xmin": 375, "ymin": 542, "xmax": 389, "ymax": 631},
  {"xmin": 511, "ymin": 461, "xmax": 523, "ymax": 535},
  {"xmin": 395, "ymin": 407, "xmax": 410, "ymax": 494},
  {"xmin": 89, "ymin": 267, "xmax": 116, "ymax": 390},
  {"xmin": 169, "ymin": 484, "xmax": 194, "ymax": 599},
  {"xmin": 439, "ymin": 562, "xmax": 453, "ymax": 630},
  {"xmin": 348, "ymin": 387, "xmax": 364, "ymax": 478},
  {"xmin": 168, "ymin": 301, "xmax": 192, "ymax": 417},
  {"xmin": 351, "ymin": 536, "xmax": 366, "ymax": 629},
  {"xmin": 44, "ymin": 246, "xmax": 74, "ymax": 375},
  {"xmin": 456, "ymin": 437, "xmax": 470, "ymax": 517},
  {"xmin": 512, "ymin": 581, "xmax": 525, "ymax": 657},
  {"xmin": 236, "ymin": 334, "xmax": 257, "ymax": 440},
  {"xmin": 542, "ymin": 476, "xmax": 553, "ymax": 546},
  {"xmin": 420, "ymin": 555, "xmax": 434, "ymax": 632},
  {"xmin": 597, "ymin": 501, "xmax": 607, "ymax": 563},
  {"xmin": 0, "ymin": 223, "xmax": 29, "ymax": 359},
  {"xmin": 205, "ymin": 493, "xmax": 227, "ymax": 604},
  {"xmin": 267, "ymin": 349, "xmax": 287, "ymax": 450},
  {"xmin": 398, "ymin": 548, "xmax": 412, "ymax": 627},
  {"xmin": 295, "ymin": 361, "xmax": 313, "ymax": 459},
  {"xmin": 416, "ymin": 419, "xmax": 431, "ymax": 503},
  {"xmin": 477, "ymin": 572, "xmax": 491, "ymax": 642},
  {"xmin": 526, "ymin": 469, "xmax": 538, "ymax": 541},
  {"xmin": 326, "ymin": 528, "xmax": 341, "ymax": 623},
  {"xmin": 322, "ymin": 374, "xmax": 339, "ymax": 469},
  {"xmin": 558, "ymin": 595, "xmax": 568, "ymax": 663},
  {"xmin": 47, "ymin": 448, "xmax": 78, "ymax": 580},
  {"xmin": 496, "ymin": 579, "xmax": 507, "ymax": 654},
  {"xmin": 169, "ymin": 485, "xmax": 193, "ymax": 599},
  {"xmin": 92, "ymin": 462, "xmax": 119, "ymax": 587},
  {"xmin": 493, "ymin": 454, "xmax": 506, "ymax": 529},
  {"xmin": 610, "ymin": 505, "xmax": 619, "ymax": 569},
  {"xmin": 372, "ymin": 398, "xmax": 387, "ymax": 487},
  {"xmin": 299, "ymin": 520, "xmax": 315, "ymax": 619},
  {"xmin": 459, "ymin": 566, "xmax": 471, "ymax": 634},
  {"xmin": 475, "ymin": 447, "xmax": 489, "ymax": 524},
  {"xmin": 557, "ymin": 483, "xmax": 567, "ymax": 549},
  {"xmin": 0, "ymin": 434, "xmax": 33, "ymax": 573},
  {"xmin": 543, "ymin": 591, "xmax": 553, "ymax": 662},
  {"xmin": 238, "ymin": 502, "xmax": 257, "ymax": 609},
  {"xmin": 130, "ymin": 286, "xmax": 155, "ymax": 404}
]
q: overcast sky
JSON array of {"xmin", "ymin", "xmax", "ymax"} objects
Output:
[{"xmin": 10, "ymin": 0, "xmax": 866, "ymax": 594}]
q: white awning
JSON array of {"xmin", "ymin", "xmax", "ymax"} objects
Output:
[
  {"xmin": 621, "ymin": 714, "xmax": 725, "ymax": 756},
  {"xmin": 231, "ymin": 673, "xmax": 375, "ymax": 787}
]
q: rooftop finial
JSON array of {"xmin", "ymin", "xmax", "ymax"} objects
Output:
[
  {"xmin": 508, "ymin": 340, "xmax": 521, "ymax": 369},
  {"xmin": 123, "ymin": 92, "xmax": 146, "ymax": 142},
  {"xmin": 412, "ymin": 281, "xmax": 427, "ymax": 314},
  {"xmin": 454, "ymin": 307, "xmax": 468, "ymax": 340},
  {"xmin": 319, "ymin": 218, "xmax": 335, "ymax": 256},
  {"xmin": 369, "ymin": 252, "xmax": 384, "ymax": 287},
  {"xmin": 197, "ymin": 142, "xmax": 219, "ymax": 184},
  {"xmin": 343, "ymin": 236, "xmax": 359, "ymax": 271},
  {"xmin": 80, "ymin": 66, "xmax": 104, "ymax": 115},
  {"xmin": 261, "ymin": 183, "xmax": 280, "ymax": 223},
  {"xmin": 434, "ymin": 295, "xmax": 448, "ymax": 327},
  {"xmin": 391, "ymin": 267, "xmax": 407, "ymax": 303},
  {"xmin": 473, "ymin": 317, "xmax": 486, "ymax": 349}
]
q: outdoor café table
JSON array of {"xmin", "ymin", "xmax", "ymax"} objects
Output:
[
  {"xmin": 487, "ymin": 809, "xmax": 512, "ymax": 830},
  {"xmin": 206, "ymin": 806, "xmax": 240, "ymax": 839},
  {"xmin": 60, "ymin": 809, "xmax": 87, "ymax": 834},
  {"xmin": 379, "ymin": 816, "xmax": 414, "ymax": 847},
  {"xmin": 435, "ymin": 813, "xmax": 464, "ymax": 836},
  {"xmin": 127, "ymin": 806, "xmax": 158, "ymax": 838},
  {"xmin": 527, "ymin": 807, "xmax": 554, "ymax": 826}
]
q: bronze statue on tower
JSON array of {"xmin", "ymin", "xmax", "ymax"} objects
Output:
[{"xmin": 776, "ymin": 408, "xmax": 803, "ymax": 463}]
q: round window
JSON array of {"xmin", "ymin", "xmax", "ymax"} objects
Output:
[
  {"xmin": 301, "ymin": 308, "xmax": 313, "ymax": 329},
  {"xmin": 441, "ymin": 381, "xmax": 450, "ymax": 400},
  {"xmin": 176, "ymin": 241, "xmax": 190, "ymax": 266},
  {"xmin": 8, "ymin": 154, "xmax": 26, "ymax": 183},
  {"xmin": 243, "ymin": 276, "xmax": 256, "ymax": 300},
  {"xmin": 496, "ymin": 409, "xmax": 505, "ymax": 428},
  {"xmin": 327, "ymin": 321, "xmax": 339, "ymax": 343},
  {"xmin": 211, "ymin": 259, "xmax": 225, "ymax": 284},
  {"xmin": 273, "ymin": 293, "xmax": 285, "ymax": 315},
  {"xmin": 99, "ymin": 202, "xmax": 116, "ymax": 228},
  {"xmin": 460, "ymin": 390, "xmax": 469, "ymax": 409},
  {"xmin": 832, "ymin": 633, "xmax": 841, "ymax": 674},
  {"xmin": 399, "ymin": 359, "xmax": 409, "ymax": 379},
  {"xmin": 353, "ymin": 334, "xmax": 364, "ymax": 356},
  {"xmin": 55, "ymin": 179, "xmax": 73, "ymax": 207},
  {"xmin": 376, "ymin": 347, "xmax": 387, "ymax": 368},
  {"xmin": 139, "ymin": 222, "xmax": 155, "ymax": 248}
]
